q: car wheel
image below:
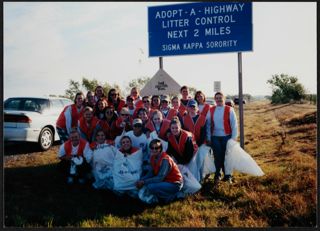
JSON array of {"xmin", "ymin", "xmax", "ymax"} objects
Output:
[{"xmin": 39, "ymin": 127, "xmax": 53, "ymax": 151}]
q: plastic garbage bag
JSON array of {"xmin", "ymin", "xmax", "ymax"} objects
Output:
[
  {"xmin": 185, "ymin": 144, "xmax": 214, "ymax": 182},
  {"xmin": 176, "ymin": 164, "xmax": 201, "ymax": 198},
  {"xmin": 201, "ymin": 146, "xmax": 216, "ymax": 179},
  {"xmin": 92, "ymin": 144, "xmax": 116, "ymax": 189},
  {"xmin": 138, "ymin": 186, "xmax": 159, "ymax": 204},
  {"xmin": 113, "ymin": 149, "xmax": 143, "ymax": 191},
  {"xmin": 225, "ymin": 139, "xmax": 264, "ymax": 176}
]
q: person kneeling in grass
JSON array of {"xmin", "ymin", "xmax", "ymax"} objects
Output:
[
  {"xmin": 57, "ymin": 128, "xmax": 91, "ymax": 184},
  {"xmin": 136, "ymin": 139, "xmax": 183, "ymax": 204}
]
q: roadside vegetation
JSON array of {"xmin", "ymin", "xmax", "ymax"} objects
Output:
[{"xmin": 4, "ymin": 100, "xmax": 317, "ymax": 227}]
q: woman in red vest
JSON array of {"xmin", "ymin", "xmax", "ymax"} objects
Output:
[
  {"xmin": 58, "ymin": 128, "xmax": 91, "ymax": 184},
  {"xmin": 100, "ymin": 105, "xmax": 118, "ymax": 141},
  {"xmin": 194, "ymin": 90, "xmax": 212, "ymax": 117},
  {"xmin": 130, "ymin": 87, "xmax": 144, "ymax": 109},
  {"xmin": 93, "ymin": 98, "xmax": 108, "ymax": 120},
  {"xmin": 182, "ymin": 99, "xmax": 207, "ymax": 146},
  {"xmin": 94, "ymin": 85, "xmax": 107, "ymax": 103},
  {"xmin": 107, "ymin": 88, "xmax": 126, "ymax": 114},
  {"xmin": 151, "ymin": 95, "xmax": 161, "ymax": 110},
  {"xmin": 171, "ymin": 95, "xmax": 186, "ymax": 120},
  {"xmin": 114, "ymin": 107, "xmax": 133, "ymax": 136},
  {"xmin": 56, "ymin": 92, "xmax": 85, "ymax": 142},
  {"xmin": 78, "ymin": 106, "xmax": 102, "ymax": 143},
  {"xmin": 145, "ymin": 110, "xmax": 170, "ymax": 141},
  {"xmin": 136, "ymin": 139, "xmax": 183, "ymax": 204},
  {"xmin": 167, "ymin": 117, "xmax": 198, "ymax": 165},
  {"xmin": 206, "ymin": 91, "xmax": 238, "ymax": 186},
  {"xmin": 160, "ymin": 95, "xmax": 179, "ymax": 121}
]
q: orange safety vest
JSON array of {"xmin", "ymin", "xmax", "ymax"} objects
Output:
[
  {"xmin": 210, "ymin": 105, "xmax": 232, "ymax": 135},
  {"xmin": 200, "ymin": 103, "xmax": 211, "ymax": 117},
  {"xmin": 145, "ymin": 119, "xmax": 170, "ymax": 140},
  {"xmin": 64, "ymin": 138, "xmax": 87, "ymax": 157},
  {"xmin": 151, "ymin": 152, "xmax": 182, "ymax": 183},
  {"xmin": 168, "ymin": 129, "xmax": 198, "ymax": 156},
  {"xmin": 100, "ymin": 119, "xmax": 117, "ymax": 140},
  {"xmin": 78, "ymin": 116, "xmax": 101, "ymax": 141},
  {"xmin": 56, "ymin": 104, "xmax": 84, "ymax": 129},
  {"xmin": 161, "ymin": 108, "xmax": 178, "ymax": 121},
  {"xmin": 182, "ymin": 113, "xmax": 206, "ymax": 143},
  {"xmin": 178, "ymin": 104, "xmax": 187, "ymax": 117}
]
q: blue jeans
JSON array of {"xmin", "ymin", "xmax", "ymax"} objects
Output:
[
  {"xmin": 211, "ymin": 135, "xmax": 232, "ymax": 178},
  {"xmin": 146, "ymin": 182, "xmax": 182, "ymax": 203}
]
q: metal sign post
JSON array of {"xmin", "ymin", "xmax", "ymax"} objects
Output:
[
  {"xmin": 238, "ymin": 52, "xmax": 244, "ymax": 148},
  {"xmin": 159, "ymin": 57, "xmax": 163, "ymax": 69}
]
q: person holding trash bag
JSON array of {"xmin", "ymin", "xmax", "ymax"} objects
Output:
[
  {"xmin": 136, "ymin": 139, "xmax": 183, "ymax": 204},
  {"xmin": 206, "ymin": 91, "xmax": 238, "ymax": 187},
  {"xmin": 57, "ymin": 128, "xmax": 91, "ymax": 184}
]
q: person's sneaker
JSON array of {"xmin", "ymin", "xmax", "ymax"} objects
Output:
[
  {"xmin": 67, "ymin": 176, "xmax": 74, "ymax": 184},
  {"xmin": 222, "ymin": 175, "xmax": 234, "ymax": 184}
]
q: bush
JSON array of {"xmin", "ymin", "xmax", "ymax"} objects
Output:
[{"xmin": 267, "ymin": 74, "xmax": 306, "ymax": 104}]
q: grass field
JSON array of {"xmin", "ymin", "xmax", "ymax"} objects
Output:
[{"xmin": 3, "ymin": 100, "xmax": 317, "ymax": 227}]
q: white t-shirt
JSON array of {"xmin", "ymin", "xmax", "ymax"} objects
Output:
[{"xmin": 114, "ymin": 131, "xmax": 148, "ymax": 152}]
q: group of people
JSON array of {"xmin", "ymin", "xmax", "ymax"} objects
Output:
[{"xmin": 56, "ymin": 85, "xmax": 238, "ymax": 204}]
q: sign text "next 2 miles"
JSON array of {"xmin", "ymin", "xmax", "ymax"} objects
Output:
[{"xmin": 148, "ymin": 2, "xmax": 252, "ymax": 57}]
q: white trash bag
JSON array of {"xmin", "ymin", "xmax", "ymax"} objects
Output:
[
  {"xmin": 113, "ymin": 149, "xmax": 143, "ymax": 191},
  {"xmin": 186, "ymin": 144, "xmax": 215, "ymax": 182},
  {"xmin": 176, "ymin": 164, "xmax": 201, "ymax": 198},
  {"xmin": 224, "ymin": 139, "xmax": 264, "ymax": 176},
  {"xmin": 201, "ymin": 146, "xmax": 216, "ymax": 179},
  {"xmin": 92, "ymin": 145, "xmax": 116, "ymax": 190}
]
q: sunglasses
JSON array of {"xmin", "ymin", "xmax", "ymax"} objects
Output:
[
  {"xmin": 150, "ymin": 146, "xmax": 161, "ymax": 150},
  {"xmin": 134, "ymin": 124, "xmax": 142, "ymax": 128},
  {"xmin": 121, "ymin": 114, "xmax": 129, "ymax": 116}
]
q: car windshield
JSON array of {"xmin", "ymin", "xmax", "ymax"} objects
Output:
[{"xmin": 4, "ymin": 98, "xmax": 49, "ymax": 113}]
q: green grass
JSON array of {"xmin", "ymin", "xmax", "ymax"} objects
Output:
[{"xmin": 4, "ymin": 100, "xmax": 317, "ymax": 227}]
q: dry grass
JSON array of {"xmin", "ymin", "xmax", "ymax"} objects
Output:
[{"xmin": 4, "ymin": 100, "xmax": 317, "ymax": 227}]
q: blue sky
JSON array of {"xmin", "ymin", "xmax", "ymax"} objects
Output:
[{"xmin": 3, "ymin": 2, "xmax": 317, "ymax": 99}]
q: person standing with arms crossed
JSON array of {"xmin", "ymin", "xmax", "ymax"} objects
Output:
[{"xmin": 206, "ymin": 92, "xmax": 238, "ymax": 188}]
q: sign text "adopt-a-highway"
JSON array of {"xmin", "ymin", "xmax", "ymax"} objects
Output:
[{"xmin": 148, "ymin": 2, "xmax": 252, "ymax": 57}]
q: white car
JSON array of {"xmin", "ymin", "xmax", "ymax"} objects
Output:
[{"xmin": 4, "ymin": 96, "xmax": 73, "ymax": 150}]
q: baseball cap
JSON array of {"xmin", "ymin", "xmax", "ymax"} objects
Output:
[
  {"xmin": 133, "ymin": 118, "xmax": 143, "ymax": 125},
  {"xmin": 120, "ymin": 107, "xmax": 130, "ymax": 115},
  {"xmin": 187, "ymin": 99, "xmax": 198, "ymax": 107},
  {"xmin": 161, "ymin": 95, "xmax": 169, "ymax": 102}
]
